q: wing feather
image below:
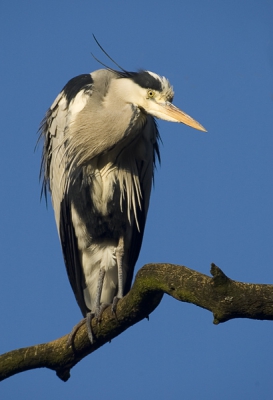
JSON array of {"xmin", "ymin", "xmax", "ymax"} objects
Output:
[
  {"xmin": 123, "ymin": 117, "xmax": 160, "ymax": 294},
  {"xmin": 59, "ymin": 193, "xmax": 88, "ymax": 315}
]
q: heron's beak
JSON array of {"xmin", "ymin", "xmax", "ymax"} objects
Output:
[{"xmin": 154, "ymin": 101, "xmax": 207, "ymax": 132}]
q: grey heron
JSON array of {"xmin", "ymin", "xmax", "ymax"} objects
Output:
[{"xmin": 39, "ymin": 53, "xmax": 206, "ymax": 342}]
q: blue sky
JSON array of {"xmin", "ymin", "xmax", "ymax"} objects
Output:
[{"xmin": 0, "ymin": 1, "xmax": 272, "ymax": 399}]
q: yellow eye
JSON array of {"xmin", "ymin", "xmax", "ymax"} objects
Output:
[{"xmin": 147, "ymin": 89, "xmax": 155, "ymax": 99}]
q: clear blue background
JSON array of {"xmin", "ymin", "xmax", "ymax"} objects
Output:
[{"xmin": 0, "ymin": 1, "xmax": 272, "ymax": 399}]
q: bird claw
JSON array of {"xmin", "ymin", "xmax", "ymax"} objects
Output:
[
  {"xmin": 95, "ymin": 303, "xmax": 109, "ymax": 321},
  {"xmin": 66, "ymin": 312, "xmax": 95, "ymax": 347},
  {"xmin": 111, "ymin": 296, "xmax": 120, "ymax": 314},
  {"xmin": 66, "ymin": 317, "xmax": 89, "ymax": 347},
  {"xmin": 67, "ymin": 303, "xmax": 113, "ymax": 347}
]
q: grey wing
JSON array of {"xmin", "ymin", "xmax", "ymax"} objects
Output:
[
  {"xmin": 39, "ymin": 75, "xmax": 94, "ymax": 316},
  {"xmin": 40, "ymin": 74, "xmax": 94, "ymax": 226}
]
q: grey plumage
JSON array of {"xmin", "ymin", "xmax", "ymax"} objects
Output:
[{"xmin": 39, "ymin": 67, "xmax": 205, "ymax": 335}]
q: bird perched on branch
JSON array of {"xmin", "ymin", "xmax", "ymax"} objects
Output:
[{"xmin": 39, "ymin": 42, "xmax": 206, "ymax": 342}]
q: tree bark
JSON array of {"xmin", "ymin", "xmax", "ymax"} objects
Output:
[{"xmin": 0, "ymin": 263, "xmax": 272, "ymax": 382}]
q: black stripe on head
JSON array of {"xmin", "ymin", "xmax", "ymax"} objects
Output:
[
  {"xmin": 62, "ymin": 74, "xmax": 93, "ymax": 105},
  {"xmin": 130, "ymin": 71, "xmax": 162, "ymax": 91},
  {"xmin": 116, "ymin": 70, "xmax": 162, "ymax": 91}
]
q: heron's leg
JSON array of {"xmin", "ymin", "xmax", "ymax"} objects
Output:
[
  {"xmin": 112, "ymin": 236, "xmax": 125, "ymax": 312},
  {"xmin": 94, "ymin": 267, "xmax": 106, "ymax": 318},
  {"xmin": 86, "ymin": 312, "xmax": 95, "ymax": 343},
  {"xmin": 67, "ymin": 268, "xmax": 107, "ymax": 346}
]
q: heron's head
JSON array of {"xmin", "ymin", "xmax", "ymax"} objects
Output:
[{"xmin": 115, "ymin": 70, "xmax": 206, "ymax": 132}]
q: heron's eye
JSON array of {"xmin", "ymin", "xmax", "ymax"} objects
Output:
[{"xmin": 147, "ymin": 90, "xmax": 155, "ymax": 99}]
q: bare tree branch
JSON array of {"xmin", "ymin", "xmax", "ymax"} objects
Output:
[{"xmin": 0, "ymin": 263, "xmax": 272, "ymax": 382}]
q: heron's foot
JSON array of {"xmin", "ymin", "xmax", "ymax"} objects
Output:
[
  {"xmin": 86, "ymin": 312, "xmax": 95, "ymax": 343},
  {"xmin": 111, "ymin": 296, "xmax": 121, "ymax": 314},
  {"xmin": 95, "ymin": 303, "xmax": 109, "ymax": 321},
  {"xmin": 67, "ymin": 317, "xmax": 89, "ymax": 347}
]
